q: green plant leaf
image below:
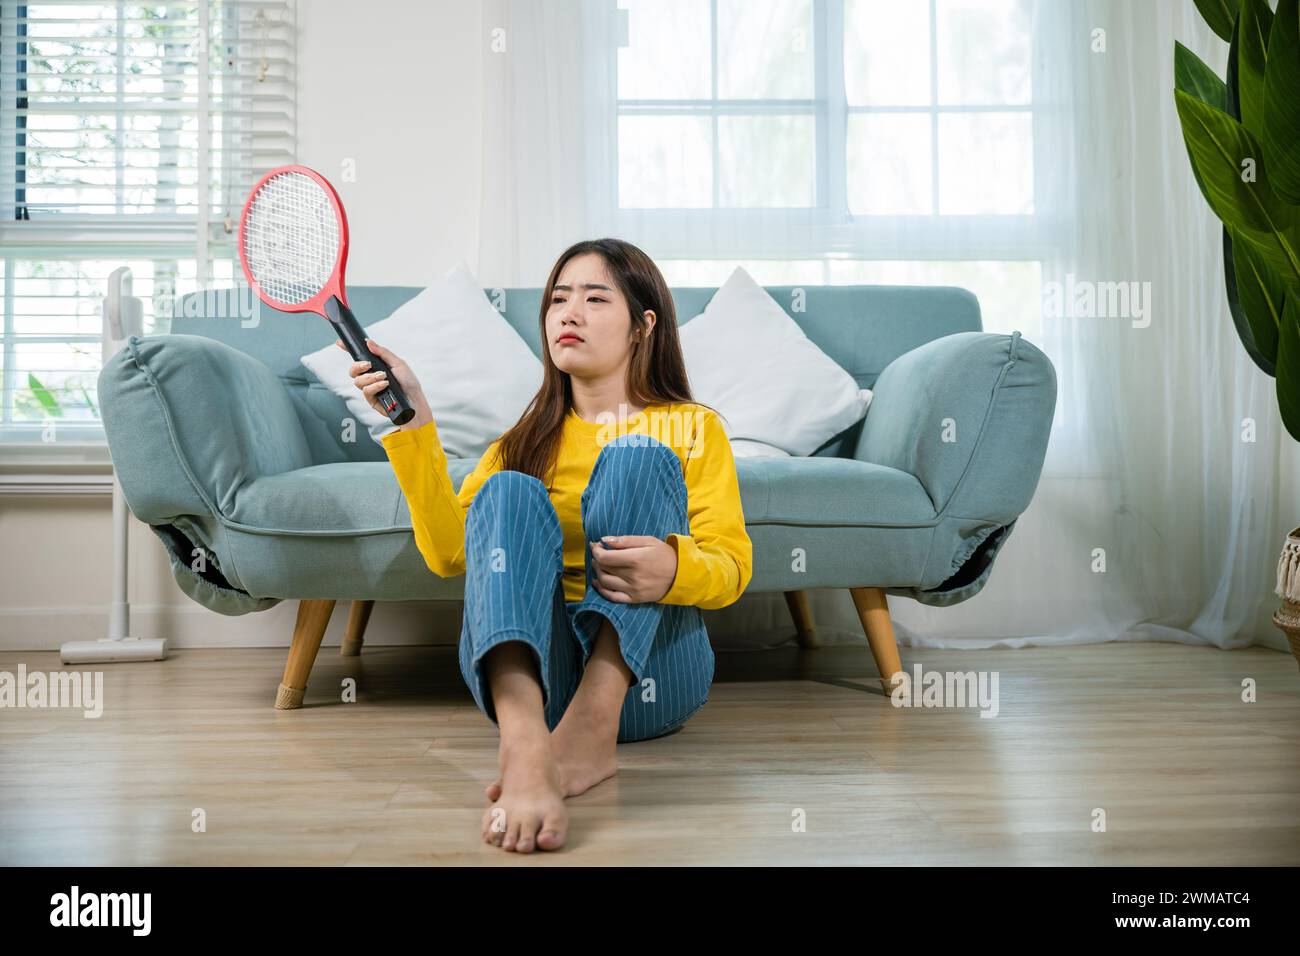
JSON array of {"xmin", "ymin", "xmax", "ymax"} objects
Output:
[
  {"xmin": 1175, "ymin": 40, "xmax": 1228, "ymax": 110},
  {"xmin": 1227, "ymin": 16, "xmax": 1243, "ymax": 121},
  {"xmin": 1237, "ymin": 226, "xmax": 1300, "ymax": 294},
  {"xmin": 1174, "ymin": 88, "xmax": 1300, "ymax": 284},
  {"xmin": 1229, "ymin": 224, "xmax": 1287, "ymax": 371},
  {"xmin": 80, "ymin": 386, "xmax": 98, "ymax": 416},
  {"xmin": 1224, "ymin": 228, "xmax": 1275, "ymax": 374},
  {"xmin": 1237, "ymin": 0, "xmax": 1274, "ymax": 140},
  {"xmin": 1276, "ymin": 295, "xmax": 1300, "ymax": 441},
  {"xmin": 1194, "ymin": 0, "xmax": 1238, "ymax": 41},
  {"xmin": 1262, "ymin": 0, "xmax": 1300, "ymax": 203},
  {"xmin": 27, "ymin": 373, "xmax": 63, "ymax": 418},
  {"xmin": 1177, "ymin": 41, "xmax": 1229, "ymax": 206}
]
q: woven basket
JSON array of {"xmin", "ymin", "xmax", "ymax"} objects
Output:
[{"xmin": 1272, "ymin": 526, "xmax": 1300, "ymax": 672}]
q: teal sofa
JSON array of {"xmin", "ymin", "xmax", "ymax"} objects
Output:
[{"xmin": 98, "ymin": 284, "xmax": 1056, "ymax": 707}]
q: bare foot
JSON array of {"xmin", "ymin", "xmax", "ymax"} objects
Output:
[
  {"xmin": 486, "ymin": 700, "xmax": 618, "ymax": 802},
  {"xmin": 482, "ymin": 723, "xmax": 568, "ymax": 852}
]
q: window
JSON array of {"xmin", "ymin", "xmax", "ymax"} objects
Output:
[
  {"xmin": 585, "ymin": 0, "xmax": 1051, "ymax": 336},
  {"xmin": 0, "ymin": 0, "xmax": 295, "ymax": 444},
  {"xmin": 844, "ymin": 0, "xmax": 1033, "ymax": 216}
]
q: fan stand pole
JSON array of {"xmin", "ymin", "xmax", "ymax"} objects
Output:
[{"xmin": 60, "ymin": 267, "xmax": 167, "ymax": 666}]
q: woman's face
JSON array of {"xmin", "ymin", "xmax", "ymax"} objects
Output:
[{"xmin": 545, "ymin": 252, "xmax": 654, "ymax": 381}]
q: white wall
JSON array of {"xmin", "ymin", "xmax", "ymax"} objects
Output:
[
  {"xmin": 296, "ymin": 0, "xmax": 483, "ymax": 284},
  {"xmin": 0, "ymin": 0, "xmax": 484, "ymax": 650}
]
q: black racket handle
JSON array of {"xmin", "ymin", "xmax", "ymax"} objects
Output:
[{"xmin": 325, "ymin": 295, "xmax": 416, "ymax": 427}]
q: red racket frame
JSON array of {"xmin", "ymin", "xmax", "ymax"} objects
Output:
[{"xmin": 237, "ymin": 163, "xmax": 352, "ymax": 315}]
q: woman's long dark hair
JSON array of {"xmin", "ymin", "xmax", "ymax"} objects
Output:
[{"xmin": 493, "ymin": 238, "xmax": 699, "ymax": 486}]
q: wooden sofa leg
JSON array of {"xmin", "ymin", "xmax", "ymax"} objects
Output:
[
  {"xmin": 340, "ymin": 600, "xmax": 373, "ymax": 657},
  {"xmin": 276, "ymin": 599, "xmax": 336, "ymax": 710},
  {"xmin": 783, "ymin": 590, "xmax": 822, "ymax": 648},
  {"xmin": 849, "ymin": 587, "xmax": 904, "ymax": 695}
]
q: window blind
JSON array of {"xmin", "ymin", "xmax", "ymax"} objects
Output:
[{"xmin": 0, "ymin": 0, "xmax": 296, "ymax": 442}]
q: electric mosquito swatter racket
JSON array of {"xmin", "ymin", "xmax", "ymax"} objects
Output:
[{"xmin": 238, "ymin": 164, "xmax": 415, "ymax": 426}]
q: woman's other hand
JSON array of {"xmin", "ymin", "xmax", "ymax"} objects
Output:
[{"xmin": 589, "ymin": 535, "xmax": 678, "ymax": 603}]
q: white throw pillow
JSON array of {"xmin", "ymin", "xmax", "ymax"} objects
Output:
[
  {"xmin": 300, "ymin": 261, "xmax": 542, "ymax": 457},
  {"xmin": 730, "ymin": 439, "xmax": 792, "ymax": 459},
  {"xmin": 679, "ymin": 266, "xmax": 872, "ymax": 457}
]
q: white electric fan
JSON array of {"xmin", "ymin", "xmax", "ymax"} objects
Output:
[{"xmin": 59, "ymin": 267, "xmax": 169, "ymax": 665}]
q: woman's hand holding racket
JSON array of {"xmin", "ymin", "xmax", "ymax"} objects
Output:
[{"xmin": 338, "ymin": 338, "xmax": 433, "ymax": 431}]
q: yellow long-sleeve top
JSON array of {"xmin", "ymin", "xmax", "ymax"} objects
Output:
[{"xmin": 380, "ymin": 402, "xmax": 753, "ymax": 610}]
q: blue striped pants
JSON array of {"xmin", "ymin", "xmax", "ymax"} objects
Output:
[{"xmin": 457, "ymin": 434, "xmax": 715, "ymax": 743}]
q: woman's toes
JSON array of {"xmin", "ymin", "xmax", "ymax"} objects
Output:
[
  {"xmin": 537, "ymin": 813, "xmax": 567, "ymax": 851},
  {"xmin": 485, "ymin": 779, "xmax": 503, "ymax": 802},
  {"xmin": 489, "ymin": 809, "xmax": 508, "ymax": 846},
  {"xmin": 504, "ymin": 818, "xmax": 529, "ymax": 852},
  {"xmin": 516, "ymin": 823, "xmax": 538, "ymax": 853}
]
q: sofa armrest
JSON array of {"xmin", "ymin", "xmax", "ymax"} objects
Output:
[
  {"xmin": 98, "ymin": 333, "xmax": 314, "ymax": 526},
  {"xmin": 853, "ymin": 330, "xmax": 1057, "ymax": 521}
]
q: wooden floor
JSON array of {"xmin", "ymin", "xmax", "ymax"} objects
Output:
[{"xmin": 2, "ymin": 640, "xmax": 1298, "ymax": 865}]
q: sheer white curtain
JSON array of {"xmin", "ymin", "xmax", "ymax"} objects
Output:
[
  {"xmin": 476, "ymin": 0, "xmax": 592, "ymax": 289},
  {"xmin": 477, "ymin": 0, "xmax": 1292, "ymax": 654}
]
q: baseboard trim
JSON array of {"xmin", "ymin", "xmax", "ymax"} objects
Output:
[{"xmin": 0, "ymin": 600, "xmax": 465, "ymax": 651}]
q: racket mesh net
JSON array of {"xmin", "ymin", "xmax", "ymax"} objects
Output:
[{"xmin": 242, "ymin": 171, "xmax": 340, "ymax": 306}]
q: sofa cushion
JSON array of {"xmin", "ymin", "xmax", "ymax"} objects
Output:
[
  {"xmin": 734, "ymin": 456, "xmax": 935, "ymax": 526},
  {"xmin": 223, "ymin": 455, "xmax": 934, "ymax": 539},
  {"xmin": 225, "ymin": 459, "xmax": 479, "ymax": 535}
]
